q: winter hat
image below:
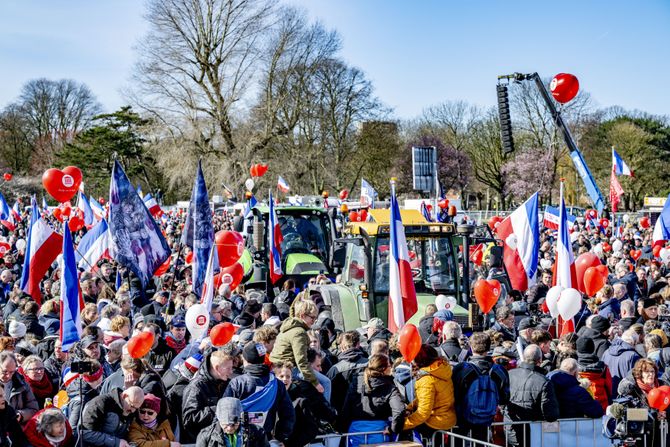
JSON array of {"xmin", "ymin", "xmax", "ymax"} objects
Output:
[
  {"xmin": 141, "ymin": 393, "xmax": 161, "ymax": 414},
  {"xmin": 590, "ymin": 315, "xmax": 611, "ymax": 334},
  {"xmin": 236, "ymin": 313, "xmax": 255, "ymax": 328},
  {"xmin": 8, "ymin": 320, "xmax": 26, "ymax": 338},
  {"xmin": 576, "ymin": 337, "xmax": 595, "ymax": 356},
  {"xmin": 184, "ymin": 353, "xmax": 204, "ymax": 373},
  {"xmin": 216, "ymin": 397, "xmax": 242, "ymax": 425},
  {"xmin": 643, "ymin": 298, "xmax": 658, "ymax": 309},
  {"xmin": 243, "ymin": 300, "xmax": 262, "ymax": 315},
  {"xmin": 242, "ymin": 342, "xmax": 267, "ymax": 365},
  {"xmin": 433, "ymin": 310, "xmax": 454, "ymax": 322}
]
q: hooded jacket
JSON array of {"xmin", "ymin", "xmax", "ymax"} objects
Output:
[
  {"xmin": 547, "ymin": 370, "xmax": 603, "ymax": 419},
  {"xmin": 577, "ymin": 360, "xmax": 613, "ymax": 411},
  {"xmin": 223, "ymin": 364, "xmax": 295, "ymax": 443},
  {"xmin": 81, "ymin": 388, "xmax": 135, "ymax": 447},
  {"xmin": 269, "ymin": 317, "xmax": 317, "ymax": 386},
  {"xmin": 577, "ymin": 326, "xmax": 610, "ymax": 359},
  {"xmin": 326, "ymin": 348, "xmax": 368, "ymax": 413},
  {"xmin": 339, "ymin": 373, "xmax": 405, "ymax": 434},
  {"xmin": 404, "ymin": 359, "xmax": 457, "ymax": 431},
  {"xmin": 602, "ymin": 338, "xmax": 642, "ymax": 396},
  {"xmin": 181, "ymin": 352, "xmax": 230, "ymax": 444}
]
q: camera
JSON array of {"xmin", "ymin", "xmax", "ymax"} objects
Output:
[
  {"xmin": 603, "ymin": 397, "xmax": 650, "ymax": 445},
  {"xmin": 70, "ymin": 360, "xmax": 96, "ymax": 374}
]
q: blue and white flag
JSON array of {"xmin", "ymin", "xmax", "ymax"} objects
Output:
[
  {"xmin": 360, "ymin": 179, "xmax": 378, "ymax": 208},
  {"xmin": 60, "ymin": 222, "xmax": 83, "ymax": 352},
  {"xmin": 612, "ymin": 148, "xmax": 633, "ymax": 177},
  {"xmin": 653, "ymin": 193, "xmax": 670, "ymax": 244},
  {"xmin": 180, "ymin": 161, "xmax": 217, "ymax": 295},
  {"xmin": 108, "ymin": 160, "xmax": 170, "ymax": 288},
  {"xmin": 115, "ymin": 270, "xmax": 122, "ymax": 291},
  {"xmin": 77, "ymin": 191, "xmax": 95, "ymax": 226},
  {"xmin": 244, "ymin": 195, "xmax": 258, "ymax": 219}
]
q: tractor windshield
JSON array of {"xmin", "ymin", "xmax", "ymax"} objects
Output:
[
  {"xmin": 374, "ymin": 235, "xmax": 456, "ymax": 294},
  {"xmin": 277, "ymin": 214, "xmax": 329, "ymax": 262}
]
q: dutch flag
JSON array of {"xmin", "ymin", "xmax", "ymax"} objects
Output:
[
  {"xmin": 60, "ymin": 222, "xmax": 83, "ymax": 352},
  {"xmin": 75, "ymin": 219, "xmax": 111, "ymax": 271},
  {"xmin": 268, "ymin": 191, "xmax": 283, "ymax": 284},
  {"xmin": 612, "ymin": 148, "xmax": 633, "ymax": 177},
  {"xmin": 277, "ymin": 176, "xmax": 290, "ymax": 194},
  {"xmin": 653, "ymin": 193, "xmax": 670, "ymax": 244}
]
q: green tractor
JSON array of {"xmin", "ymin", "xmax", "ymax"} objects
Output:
[
  {"xmin": 315, "ymin": 209, "xmax": 504, "ymax": 331},
  {"xmin": 238, "ymin": 204, "xmax": 341, "ymax": 292}
]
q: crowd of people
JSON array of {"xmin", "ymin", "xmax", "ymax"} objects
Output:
[{"xmin": 1, "ymin": 204, "xmax": 669, "ymax": 447}]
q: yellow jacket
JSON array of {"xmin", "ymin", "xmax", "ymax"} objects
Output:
[{"xmin": 404, "ymin": 359, "xmax": 457, "ymax": 430}]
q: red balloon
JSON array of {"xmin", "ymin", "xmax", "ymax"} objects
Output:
[
  {"xmin": 583, "ymin": 266, "xmax": 607, "ymax": 297},
  {"xmin": 218, "ymin": 262, "xmax": 244, "ymax": 291},
  {"xmin": 474, "ymin": 279, "xmax": 501, "ymax": 314},
  {"xmin": 348, "ymin": 211, "xmax": 360, "ymax": 222},
  {"xmin": 630, "ymin": 249, "xmax": 642, "ymax": 261},
  {"xmin": 602, "ymin": 242, "xmax": 612, "ymax": 253},
  {"xmin": 648, "ymin": 386, "xmax": 670, "ymax": 411},
  {"xmin": 3, "ymin": 173, "xmax": 12, "ymax": 181},
  {"xmin": 654, "ymin": 245, "xmax": 662, "ymax": 258},
  {"xmin": 210, "ymin": 322, "xmax": 236, "ymax": 347},
  {"xmin": 640, "ymin": 216, "xmax": 651, "ymax": 229},
  {"xmin": 249, "ymin": 164, "xmax": 259, "ymax": 177},
  {"xmin": 599, "ymin": 218, "xmax": 610, "ymax": 229},
  {"xmin": 98, "ymin": 197, "xmax": 106, "ymax": 205},
  {"xmin": 42, "ymin": 166, "xmax": 82, "ymax": 203},
  {"xmin": 0, "ymin": 242, "xmax": 10, "ymax": 255},
  {"xmin": 586, "ymin": 209, "xmax": 598, "ymax": 220},
  {"xmin": 53, "ymin": 208, "xmax": 63, "ymax": 222},
  {"xmin": 215, "ymin": 230, "xmax": 244, "ymax": 268},
  {"xmin": 185, "ymin": 252, "xmax": 193, "ymax": 264},
  {"xmin": 257, "ymin": 164, "xmax": 269, "ymax": 177},
  {"xmin": 339, "ymin": 189, "xmax": 349, "ymax": 200},
  {"xmin": 488, "ymin": 216, "xmax": 503, "ymax": 232},
  {"xmin": 398, "ymin": 324, "xmax": 421, "ymax": 362},
  {"xmin": 68, "ymin": 216, "xmax": 84, "ymax": 232},
  {"xmin": 154, "ymin": 256, "xmax": 171, "ymax": 276},
  {"xmin": 127, "ymin": 331, "xmax": 155, "ymax": 359},
  {"xmin": 359, "ymin": 209, "xmax": 368, "ymax": 222},
  {"xmin": 550, "ymin": 73, "xmax": 579, "ymax": 104},
  {"xmin": 470, "ymin": 248, "xmax": 483, "ymax": 266},
  {"xmin": 438, "ymin": 199, "xmax": 449, "ymax": 209},
  {"xmin": 575, "ymin": 252, "xmax": 602, "ymax": 293}
]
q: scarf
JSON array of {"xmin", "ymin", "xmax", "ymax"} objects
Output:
[
  {"xmin": 636, "ymin": 378, "xmax": 658, "ymax": 395},
  {"xmin": 142, "ymin": 418, "xmax": 159, "ymax": 430},
  {"xmin": 21, "ymin": 368, "xmax": 53, "ymax": 400},
  {"xmin": 165, "ymin": 335, "xmax": 186, "ymax": 353},
  {"xmin": 45, "ymin": 431, "xmax": 67, "ymax": 445}
]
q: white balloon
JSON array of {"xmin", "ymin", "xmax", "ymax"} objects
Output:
[
  {"xmin": 661, "ymin": 248, "xmax": 670, "ymax": 262},
  {"xmin": 244, "ymin": 178, "xmax": 255, "ymax": 191},
  {"xmin": 435, "ymin": 294, "xmax": 457, "ymax": 311},
  {"xmin": 623, "ymin": 214, "xmax": 630, "ymax": 223},
  {"xmin": 592, "ymin": 243, "xmax": 603, "ymax": 258},
  {"xmin": 612, "ymin": 239, "xmax": 623, "ymax": 252},
  {"xmin": 505, "ymin": 234, "xmax": 518, "ymax": 250},
  {"xmin": 186, "ymin": 303, "xmax": 210, "ymax": 340},
  {"xmin": 16, "ymin": 238, "xmax": 26, "ymax": 251},
  {"xmin": 540, "ymin": 259, "xmax": 552, "ymax": 270},
  {"xmin": 557, "ymin": 288, "xmax": 582, "ymax": 320},
  {"xmin": 545, "ymin": 286, "xmax": 564, "ymax": 319}
]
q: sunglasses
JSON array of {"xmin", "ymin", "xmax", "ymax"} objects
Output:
[{"xmin": 139, "ymin": 409, "xmax": 157, "ymax": 416}]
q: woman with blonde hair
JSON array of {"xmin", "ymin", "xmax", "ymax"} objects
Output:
[{"xmin": 19, "ymin": 355, "xmax": 53, "ymax": 408}]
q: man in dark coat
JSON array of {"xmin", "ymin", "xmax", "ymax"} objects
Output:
[
  {"xmin": 224, "ymin": 342, "xmax": 295, "ymax": 444},
  {"xmin": 418, "ymin": 304, "xmax": 437, "ymax": 343},
  {"xmin": 0, "ymin": 392, "xmax": 28, "ymax": 447},
  {"xmin": 491, "ymin": 306, "xmax": 517, "ymax": 342},
  {"xmin": 182, "ymin": 350, "xmax": 235, "ymax": 444},
  {"xmin": 81, "ymin": 386, "xmax": 144, "ymax": 447},
  {"xmin": 577, "ymin": 315, "xmax": 611, "ymax": 358},
  {"xmin": 602, "ymin": 330, "xmax": 642, "ymax": 396},
  {"xmin": 326, "ymin": 331, "xmax": 368, "ymax": 413},
  {"xmin": 547, "ymin": 358, "xmax": 603, "ymax": 419},
  {"xmin": 505, "ymin": 345, "xmax": 559, "ymax": 445}
]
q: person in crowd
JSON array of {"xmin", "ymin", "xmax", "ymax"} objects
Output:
[
  {"xmin": 364, "ymin": 317, "xmax": 393, "ymax": 348},
  {"xmin": 403, "ymin": 344, "xmax": 456, "ymax": 439},
  {"xmin": 79, "ymin": 384, "xmax": 143, "ymax": 447},
  {"xmin": 547, "ymin": 358, "xmax": 603, "ymax": 418},
  {"xmin": 224, "ymin": 341, "xmax": 295, "ymax": 444},
  {"xmin": 637, "ymin": 297, "xmax": 659, "ymax": 325},
  {"xmin": 19, "ymin": 300, "xmax": 44, "ymax": 339},
  {"xmin": 438, "ymin": 321, "xmax": 469, "ymax": 363},
  {"xmin": 44, "ymin": 338, "xmax": 67, "ymax": 390},
  {"xmin": 24, "ymin": 407, "xmax": 74, "ymax": 447},
  {"xmin": 602, "ymin": 328, "xmax": 642, "ymax": 395},
  {"xmin": 18, "ymin": 355, "xmax": 53, "ymax": 408},
  {"xmin": 38, "ymin": 299, "xmax": 60, "ymax": 336},
  {"xmin": 491, "ymin": 306, "xmax": 517, "ymax": 342},
  {"xmin": 0, "ymin": 351, "xmax": 38, "ymax": 425},
  {"xmin": 196, "ymin": 397, "xmax": 268, "ymax": 447},
  {"xmin": 619, "ymin": 299, "xmax": 638, "ymax": 331},
  {"xmin": 165, "ymin": 314, "xmax": 187, "ymax": 354},
  {"xmin": 128, "ymin": 393, "xmax": 178, "ymax": 447},
  {"xmin": 326, "ymin": 330, "xmax": 368, "ymax": 413},
  {"xmin": 505, "ymin": 345, "xmax": 559, "ymax": 446},
  {"xmin": 418, "ymin": 303, "xmax": 438, "ymax": 343},
  {"xmin": 104, "ymin": 339, "xmax": 125, "ymax": 376},
  {"xmin": 182, "ymin": 349, "xmax": 235, "ymax": 444},
  {"xmin": 81, "ymin": 303, "xmax": 99, "ymax": 327},
  {"xmin": 615, "ymin": 263, "xmax": 639, "ymax": 302},
  {"xmin": 269, "ymin": 299, "xmax": 324, "ymax": 394},
  {"xmin": 141, "ymin": 290, "xmax": 169, "ymax": 317},
  {"xmin": 339, "ymin": 354, "xmax": 405, "ymax": 446},
  {"xmin": 65, "ymin": 360, "xmax": 104, "ymax": 437},
  {"xmin": 0, "ymin": 391, "xmax": 29, "ymax": 447},
  {"xmin": 595, "ymin": 285, "xmax": 620, "ymax": 320},
  {"xmin": 165, "ymin": 353, "xmax": 202, "ymax": 435},
  {"xmin": 578, "ymin": 315, "xmax": 611, "ymax": 358},
  {"xmin": 576, "ymin": 336, "xmax": 612, "ymax": 411},
  {"xmin": 530, "ymin": 329, "xmax": 555, "ymax": 373},
  {"xmin": 515, "ymin": 317, "xmax": 537, "ymax": 357},
  {"xmin": 144, "ymin": 322, "xmax": 176, "ymax": 376}
]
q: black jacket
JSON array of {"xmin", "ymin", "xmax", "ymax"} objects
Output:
[
  {"xmin": 287, "ymin": 378, "xmax": 338, "ymax": 446},
  {"xmin": 619, "ymin": 316, "xmax": 637, "ymax": 331},
  {"xmin": 326, "ymin": 348, "xmax": 369, "ymax": 413},
  {"xmin": 81, "ymin": 388, "xmax": 135, "ymax": 447},
  {"xmin": 196, "ymin": 421, "xmax": 268, "ymax": 447},
  {"xmin": 44, "ymin": 355, "xmax": 64, "ymax": 390},
  {"xmin": 148, "ymin": 338, "xmax": 176, "ymax": 376},
  {"xmin": 66, "ymin": 377, "xmax": 100, "ymax": 435},
  {"xmin": 0, "ymin": 404, "xmax": 28, "ymax": 447},
  {"xmin": 577, "ymin": 326, "xmax": 610, "ymax": 359},
  {"xmin": 223, "ymin": 364, "xmax": 295, "ymax": 443},
  {"xmin": 20, "ymin": 313, "xmax": 44, "ymax": 339},
  {"xmin": 418, "ymin": 314, "xmax": 435, "ymax": 343},
  {"xmin": 491, "ymin": 321, "xmax": 517, "ymax": 342},
  {"xmin": 165, "ymin": 365, "xmax": 194, "ymax": 434},
  {"xmin": 439, "ymin": 339, "xmax": 469, "ymax": 364},
  {"xmin": 339, "ymin": 373, "xmax": 405, "ymax": 434},
  {"xmin": 505, "ymin": 362, "xmax": 560, "ymax": 423},
  {"xmin": 182, "ymin": 352, "xmax": 230, "ymax": 443}
]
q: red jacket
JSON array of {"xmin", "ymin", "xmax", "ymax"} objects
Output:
[
  {"xmin": 24, "ymin": 409, "xmax": 74, "ymax": 447},
  {"xmin": 579, "ymin": 365, "xmax": 613, "ymax": 411}
]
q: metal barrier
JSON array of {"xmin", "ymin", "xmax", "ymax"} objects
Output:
[
  {"xmin": 433, "ymin": 430, "xmax": 499, "ymax": 447},
  {"xmin": 310, "ymin": 430, "xmax": 386, "ymax": 447}
]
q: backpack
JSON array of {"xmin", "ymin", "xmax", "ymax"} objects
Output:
[{"xmin": 458, "ymin": 363, "xmax": 500, "ymax": 425}]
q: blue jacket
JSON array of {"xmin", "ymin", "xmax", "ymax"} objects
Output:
[
  {"xmin": 223, "ymin": 364, "xmax": 295, "ymax": 443},
  {"xmin": 38, "ymin": 312, "xmax": 60, "ymax": 336},
  {"xmin": 597, "ymin": 298, "xmax": 620, "ymax": 321},
  {"xmin": 602, "ymin": 339, "xmax": 642, "ymax": 397},
  {"xmin": 547, "ymin": 371, "xmax": 603, "ymax": 419}
]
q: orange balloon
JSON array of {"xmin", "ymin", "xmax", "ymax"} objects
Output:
[
  {"xmin": 648, "ymin": 386, "xmax": 670, "ymax": 411},
  {"xmin": 583, "ymin": 266, "xmax": 607, "ymax": 297},
  {"xmin": 359, "ymin": 209, "xmax": 368, "ymax": 222},
  {"xmin": 630, "ymin": 249, "xmax": 642, "ymax": 261},
  {"xmin": 398, "ymin": 324, "xmax": 421, "ymax": 362},
  {"xmin": 474, "ymin": 279, "xmax": 501, "ymax": 314},
  {"xmin": 640, "ymin": 216, "xmax": 651, "ymax": 229},
  {"xmin": 68, "ymin": 216, "xmax": 85, "ymax": 232},
  {"xmin": 348, "ymin": 211, "xmax": 360, "ymax": 222},
  {"xmin": 654, "ymin": 245, "xmax": 662, "ymax": 258},
  {"xmin": 127, "ymin": 331, "xmax": 155, "ymax": 359},
  {"xmin": 210, "ymin": 322, "xmax": 236, "ymax": 347}
]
